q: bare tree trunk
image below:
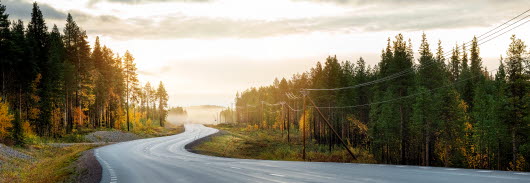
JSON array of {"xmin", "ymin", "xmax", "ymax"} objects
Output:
[{"xmin": 512, "ymin": 125, "xmax": 517, "ymax": 170}]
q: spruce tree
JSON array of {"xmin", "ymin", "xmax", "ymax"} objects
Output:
[
  {"xmin": 504, "ymin": 35, "xmax": 528, "ymax": 170},
  {"xmin": 0, "ymin": 1, "xmax": 10, "ymax": 97},
  {"xmin": 27, "ymin": 2, "xmax": 49, "ymax": 135}
]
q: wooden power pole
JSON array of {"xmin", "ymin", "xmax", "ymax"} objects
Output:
[{"xmin": 301, "ymin": 90, "xmax": 308, "ymax": 161}]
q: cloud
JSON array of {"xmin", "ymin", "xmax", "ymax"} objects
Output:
[
  {"xmin": 2, "ymin": 0, "xmax": 67, "ymax": 20},
  {"xmin": 77, "ymin": 3, "xmax": 521, "ymax": 40},
  {"xmin": 88, "ymin": 0, "xmax": 210, "ymax": 6},
  {"xmin": 4, "ymin": 0, "xmax": 523, "ymax": 40}
]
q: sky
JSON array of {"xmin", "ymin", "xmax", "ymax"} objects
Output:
[{"xmin": 2, "ymin": 0, "xmax": 529, "ymax": 107}]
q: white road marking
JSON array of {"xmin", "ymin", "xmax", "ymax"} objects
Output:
[
  {"xmin": 95, "ymin": 149, "xmax": 118, "ymax": 183},
  {"xmin": 445, "ymin": 168, "xmax": 458, "ymax": 171},
  {"xmin": 514, "ymin": 173, "xmax": 529, "ymax": 175},
  {"xmin": 419, "ymin": 167, "xmax": 431, "ymax": 169},
  {"xmin": 396, "ymin": 166, "xmax": 406, "ymax": 168},
  {"xmin": 477, "ymin": 170, "xmax": 492, "ymax": 173},
  {"xmin": 270, "ymin": 174, "xmax": 285, "ymax": 177},
  {"xmin": 231, "ymin": 167, "xmax": 242, "ymax": 169}
]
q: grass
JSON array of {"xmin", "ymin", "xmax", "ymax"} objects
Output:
[
  {"xmin": 0, "ymin": 124, "xmax": 184, "ymax": 183},
  {"xmin": 193, "ymin": 123, "xmax": 376, "ymax": 163},
  {"xmin": 132, "ymin": 123, "xmax": 185, "ymax": 138},
  {"xmin": 0, "ymin": 144, "xmax": 99, "ymax": 183}
]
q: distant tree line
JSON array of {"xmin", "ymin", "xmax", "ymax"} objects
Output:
[
  {"xmin": 229, "ymin": 33, "xmax": 530, "ymax": 171},
  {"xmin": 0, "ymin": 2, "xmax": 169, "ymax": 144}
]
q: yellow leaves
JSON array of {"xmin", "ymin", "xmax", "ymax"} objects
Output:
[
  {"xmin": 22, "ymin": 120, "xmax": 33, "ymax": 137},
  {"xmin": 510, "ymin": 155, "xmax": 526, "ymax": 171},
  {"xmin": 347, "ymin": 116, "xmax": 368, "ymax": 135},
  {"xmin": 132, "ymin": 111, "xmax": 143, "ymax": 129},
  {"xmin": 146, "ymin": 118, "xmax": 152, "ymax": 127},
  {"xmin": 245, "ymin": 124, "xmax": 259, "ymax": 131},
  {"xmin": 260, "ymin": 120, "xmax": 268, "ymax": 129},
  {"xmin": 298, "ymin": 109, "xmax": 311, "ymax": 132},
  {"xmin": 0, "ymin": 98, "xmax": 14, "ymax": 139},
  {"xmin": 464, "ymin": 122, "xmax": 473, "ymax": 131}
]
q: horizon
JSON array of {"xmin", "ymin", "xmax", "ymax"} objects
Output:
[{"xmin": 2, "ymin": 0, "xmax": 529, "ymax": 107}]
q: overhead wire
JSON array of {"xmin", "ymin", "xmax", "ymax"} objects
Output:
[
  {"xmin": 313, "ymin": 67, "xmax": 498, "ymax": 109},
  {"xmin": 304, "ymin": 9, "xmax": 529, "ymax": 91}
]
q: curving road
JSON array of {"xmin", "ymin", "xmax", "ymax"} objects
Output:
[{"xmin": 95, "ymin": 124, "xmax": 530, "ymax": 183}]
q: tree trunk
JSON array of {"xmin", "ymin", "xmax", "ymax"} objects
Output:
[{"xmin": 512, "ymin": 125, "xmax": 517, "ymax": 170}]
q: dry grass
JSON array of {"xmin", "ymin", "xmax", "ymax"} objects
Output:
[
  {"xmin": 193, "ymin": 124, "xmax": 376, "ymax": 163},
  {"xmin": 0, "ymin": 144, "xmax": 98, "ymax": 183},
  {"xmin": 133, "ymin": 123, "xmax": 184, "ymax": 138}
]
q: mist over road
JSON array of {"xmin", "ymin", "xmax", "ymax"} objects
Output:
[{"xmin": 95, "ymin": 124, "xmax": 530, "ymax": 183}]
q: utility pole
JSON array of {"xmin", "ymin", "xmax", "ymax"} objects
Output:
[
  {"xmin": 246, "ymin": 104, "xmax": 250, "ymax": 124},
  {"xmin": 305, "ymin": 92, "xmax": 357, "ymax": 160},
  {"xmin": 301, "ymin": 90, "xmax": 308, "ymax": 161},
  {"xmin": 287, "ymin": 100, "xmax": 290, "ymax": 143},
  {"xmin": 261, "ymin": 101, "xmax": 264, "ymax": 127},
  {"xmin": 280, "ymin": 101, "xmax": 286, "ymax": 137}
]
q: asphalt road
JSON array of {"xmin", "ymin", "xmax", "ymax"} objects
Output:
[{"xmin": 95, "ymin": 124, "xmax": 530, "ymax": 183}]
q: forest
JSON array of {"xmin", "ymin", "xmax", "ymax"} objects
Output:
[
  {"xmin": 0, "ymin": 2, "xmax": 169, "ymax": 145},
  {"xmin": 228, "ymin": 34, "xmax": 530, "ymax": 171}
]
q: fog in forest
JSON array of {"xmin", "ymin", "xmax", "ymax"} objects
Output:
[{"xmin": 167, "ymin": 105, "xmax": 224, "ymax": 125}]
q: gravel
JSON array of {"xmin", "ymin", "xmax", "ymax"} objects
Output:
[
  {"xmin": 85, "ymin": 131, "xmax": 140, "ymax": 143},
  {"xmin": 68, "ymin": 149, "xmax": 102, "ymax": 183},
  {"xmin": 0, "ymin": 143, "xmax": 33, "ymax": 160}
]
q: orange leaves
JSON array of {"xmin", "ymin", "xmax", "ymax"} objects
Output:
[
  {"xmin": 0, "ymin": 98, "xmax": 14, "ymax": 139},
  {"xmin": 73, "ymin": 107, "xmax": 86, "ymax": 127}
]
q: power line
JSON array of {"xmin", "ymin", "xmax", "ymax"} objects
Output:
[
  {"xmin": 312, "ymin": 67, "xmax": 498, "ymax": 109},
  {"xmin": 304, "ymin": 8, "xmax": 529, "ymax": 91},
  {"xmin": 476, "ymin": 9, "xmax": 530, "ymax": 39},
  {"xmin": 442, "ymin": 14, "xmax": 530, "ymax": 58}
]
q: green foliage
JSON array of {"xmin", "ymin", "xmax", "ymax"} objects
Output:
[
  {"xmin": 0, "ymin": 2, "xmax": 169, "ymax": 147},
  {"xmin": 233, "ymin": 33, "xmax": 529, "ymax": 171}
]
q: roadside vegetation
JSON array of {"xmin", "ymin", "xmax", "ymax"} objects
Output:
[
  {"xmin": 192, "ymin": 124, "xmax": 376, "ymax": 163},
  {"xmin": 0, "ymin": 144, "xmax": 95, "ymax": 183},
  {"xmin": 220, "ymin": 34, "xmax": 530, "ymax": 171},
  {"xmin": 0, "ymin": 123, "xmax": 183, "ymax": 183}
]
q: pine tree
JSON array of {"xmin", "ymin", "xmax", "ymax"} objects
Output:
[
  {"xmin": 470, "ymin": 37, "xmax": 484, "ymax": 83},
  {"xmin": 27, "ymin": 2, "xmax": 49, "ymax": 136},
  {"xmin": 389, "ymin": 34, "xmax": 415, "ymax": 164},
  {"xmin": 40, "ymin": 25, "xmax": 65, "ymax": 137},
  {"xmin": 157, "ymin": 81, "xmax": 168, "ymax": 127},
  {"xmin": 449, "ymin": 44, "xmax": 461, "ymax": 82},
  {"xmin": 414, "ymin": 33, "xmax": 441, "ymax": 166},
  {"xmin": 459, "ymin": 43, "xmax": 473, "ymax": 107},
  {"xmin": 0, "ymin": 1, "xmax": 10, "ymax": 97},
  {"xmin": 504, "ymin": 35, "xmax": 528, "ymax": 170},
  {"xmin": 123, "ymin": 51, "xmax": 138, "ymax": 131}
]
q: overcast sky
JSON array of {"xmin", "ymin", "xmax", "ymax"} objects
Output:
[{"xmin": 2, "ymin": 0, "xmax": 529, "ymax": 107}]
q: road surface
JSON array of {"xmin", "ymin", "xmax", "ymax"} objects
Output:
[{"xmin": 95, "ymin": 124, "xmax": 530, "ymax": 183}]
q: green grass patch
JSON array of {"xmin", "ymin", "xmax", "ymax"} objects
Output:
[{"xmin": 194, "ymin": 123, "xmax": 376, "ymax": 163}]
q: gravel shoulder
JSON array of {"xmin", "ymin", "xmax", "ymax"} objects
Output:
[
  {"xmin": 69, "ymin": 149, "xmax": 102, "ymax": 183},
  {"xmin": 85, "ymin": 131, "xmax": 141, "ymax": 143},
  {"xmin": 0, "ymin": 143, "xmax": 33, "ymax": 164}
]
